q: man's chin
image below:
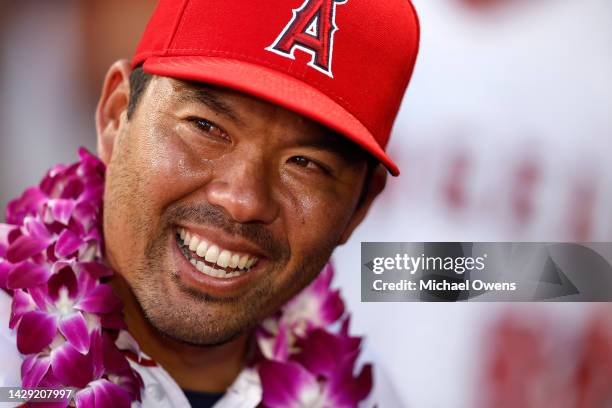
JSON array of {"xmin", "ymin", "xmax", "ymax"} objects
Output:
[
  {"xmin": 137, "ymin": 295, "xmax": 249, "ymax": 346},
  {"xmin": 131, "ymin": 272, "xmax": 260, "ymax": 347},
  {"xmin": 144, "ymin": 311, "xmax": 246, "ymax": 347}
]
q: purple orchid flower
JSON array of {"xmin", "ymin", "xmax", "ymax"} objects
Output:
[
  {"xmin": 10, "ymin": 263, "xmax": 121, "ymax": 355},
  {"xmin": 69, "ymin": 330, "xmax": 143, "ymax": 408},
  {"xmin": 257, "ymin": 263, "xmax": 345, "ymax": 361},
  {"xmin": 2, "ymin": 148, "xmax": 373, "ymax": 407},
  {"xmin": 21, "ymin": 331, "xmax": 142, "ymax": 408},
  {"xmin": 257, "ymin": 264, "xmax": 373, "ymax": 407},
  {"xmin": 259, "ymin": 325, "xmax": 373, "ymax": 408},
  {"xmin": 2, "ymin": 150, "xmax": 105, "ymax": 285},
  {"xmin": 1, "ymin": 149, "xmax": 143, "ymax": 407},
  {"xmin": 281, "ymin": 263, "xmax": 345, "ymax": 336}
]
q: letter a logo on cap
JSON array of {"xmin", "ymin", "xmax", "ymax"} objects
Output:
[{"xmin": 266, "ymin": 0, "xmax": 348, "ymax": 78}]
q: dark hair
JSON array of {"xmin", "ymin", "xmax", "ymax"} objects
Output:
[{"xmin": 127, "ymin": 65, "xmax": 153, "ymax": 120}]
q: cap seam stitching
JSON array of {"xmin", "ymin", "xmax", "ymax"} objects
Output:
[
  {"xmin": 400, "ymin": 0, "xmax": 421, "ymax": 97},
  {"xmin": 164, "ymin": 0, "xmax": 191, "ymax": 54},
  {"xmin": 384, "ymin": 0, "xmax": 421, "ymax": 139}
]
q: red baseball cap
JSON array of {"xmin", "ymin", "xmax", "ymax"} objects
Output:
[{"xmin": 132, "ymin": 0, "xmax": 420, "ymax": 176}]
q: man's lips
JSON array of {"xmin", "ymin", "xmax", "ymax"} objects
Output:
[{"xmin": 176, "ymin": 227, "xmax": 259, "ymax": 279}]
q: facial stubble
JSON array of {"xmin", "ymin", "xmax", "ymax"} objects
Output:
[
  {"xmin": 131, "ymin": 221, "xmax": 334, "ymax": 346},
  {"xmin": 112, "ymin": 198, "xmax": 336, "ymax": 347}
]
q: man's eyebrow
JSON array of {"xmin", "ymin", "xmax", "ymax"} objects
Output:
[
  {"xmin": 175, "ymin": 84, "xmax": 245, "ymax": 127},
  {"xmin": 297, "ymin": 132, "xmax": 368, "ymax": 164}
]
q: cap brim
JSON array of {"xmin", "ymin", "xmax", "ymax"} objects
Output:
[{"xmin": 142, "ymin": 56, "xmax": 400, "ymax": 176}]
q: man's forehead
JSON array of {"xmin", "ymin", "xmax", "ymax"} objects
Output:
[
  {"xmin": 155, "ymin": 76, "xmax": 370, "ymax": 162},
  {"xmin": 168, "ymin": 77, "xmax": 317, "ymax": 129}
]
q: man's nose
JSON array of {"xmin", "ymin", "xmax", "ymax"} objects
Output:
[{"xmin": 204, "ymin": 157, "xmax": 279, "ymax": 224}]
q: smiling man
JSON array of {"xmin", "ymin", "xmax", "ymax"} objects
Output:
[
  {"xmin": 0, "ymin": 0, "xmax": 419, "ymax": 407},
  {"xmin": 103, "ymin": 75, "xmax": 374, "ymax": 348}
]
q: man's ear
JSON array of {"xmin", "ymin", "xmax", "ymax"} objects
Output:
[
  {"xmin": 338, "ymin": 164, "xmax": 388, "ymax": 245},
  {"xmin": 95, "ymin": 59, "xmax": 132, "ymax": 165}
]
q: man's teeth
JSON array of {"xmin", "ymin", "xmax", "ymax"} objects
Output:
[
  {"xmin": 229, "ymin": 254, "xmax": 240, "ymax": 269},
  {"xmin": 205, "ymin": 245, "xmax": 220, "ymax": 263},
  {"xmin": 178, "ymin": 228, "xmax": 259, "ymax": 278}
]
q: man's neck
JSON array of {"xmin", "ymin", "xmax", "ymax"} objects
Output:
[{"xmin": 109, "ymin": 275, "xmax": 250, "ymax": 393}]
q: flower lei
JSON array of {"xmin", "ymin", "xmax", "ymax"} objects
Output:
[{"xmin": 0, "ymin": 149, "xmax": 372, "ymax": 408}]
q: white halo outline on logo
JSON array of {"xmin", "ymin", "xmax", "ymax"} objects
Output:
[{"xmin": 265, "ymin": 0, "xmax": 348, "ymax": 78}]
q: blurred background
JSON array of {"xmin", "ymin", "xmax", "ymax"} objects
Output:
[{"xmin": 1, "ymin": 0, "xmax": 611, "ymax": 406}]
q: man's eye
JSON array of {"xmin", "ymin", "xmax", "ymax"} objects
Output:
[
  {"xmin": 287, "ymin": 156, "xmax": 330, "ymax": 174},
  {"xmin": 187, "ymin": 117, "xmax": 229, "ymax": 141}
]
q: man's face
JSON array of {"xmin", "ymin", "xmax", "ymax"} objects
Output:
[{"xmin": 102, "ymin": 74, "xmax": 371, "ymax": 346}]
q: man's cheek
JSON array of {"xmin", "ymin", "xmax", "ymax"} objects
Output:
[
  {"xmin": 140, "ymin": 137, "xmax": 214, "ymax": 205},
  {"xmin": 310, "ymin": 201, "xmax": 352, "ymax": 242}
]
